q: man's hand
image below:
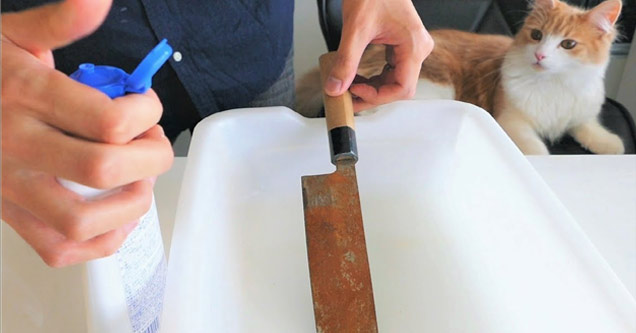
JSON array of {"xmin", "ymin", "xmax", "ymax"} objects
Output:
[
  {"xmin": 324, "ymin": 0, "xmax": 434, "ymax": 112},
  {"xmin": 1, "ymin": 0, "xmax": 174, "ymax": 267}
]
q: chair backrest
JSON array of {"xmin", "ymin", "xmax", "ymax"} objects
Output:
[{"xmin": 317, "ymin": 0, "xmax": 343, "ymax": 51}]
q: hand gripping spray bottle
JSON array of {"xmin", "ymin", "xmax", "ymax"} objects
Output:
[{"xmin": 57, "ymin": 39, "xmax": 173, "ymax": 333}]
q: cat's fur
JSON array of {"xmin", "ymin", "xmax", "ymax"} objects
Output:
[{"xmin": 296, "ymin": 0, "xmax": 625, "ymax": 155}]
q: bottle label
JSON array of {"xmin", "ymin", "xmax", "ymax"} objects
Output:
[{"xmin": 116, "ymin": 198, "xmax": 166, "ymax": 333}]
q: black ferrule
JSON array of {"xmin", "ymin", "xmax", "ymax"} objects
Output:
[{"xmin": 329, "ymin": 126, "xmax": 358, "ymax": 164}]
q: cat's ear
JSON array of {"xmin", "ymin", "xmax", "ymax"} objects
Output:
[
  {"xmin": 533, "ymin": 0, "xmax": 557, "ymax": 10},
  {"xmin": 587, "ymin": 0, "xmax": 622, "ymax": 33}
]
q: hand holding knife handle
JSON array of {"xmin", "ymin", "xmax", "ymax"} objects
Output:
[{"xmin": 319, "ymin": 52, "xmax": 358, "ymax": 165}]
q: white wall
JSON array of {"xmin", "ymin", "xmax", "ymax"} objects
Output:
[
  {"xmin": 606, "ymin": 56, "xmax": 627, "ymax": 100},
  {"xmin": 616, "ymin": 36, "xmax": 636, "ymax": 120},
  {"xmin": 606, "ymin": 53, "xmax": 636, "ymax": 121}
]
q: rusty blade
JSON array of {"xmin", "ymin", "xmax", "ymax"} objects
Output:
[{"xmin": 302, "ymin": 162, "xmax": 378, "ymax": 333}]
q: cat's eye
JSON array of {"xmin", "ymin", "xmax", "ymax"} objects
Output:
[
  {"xmin": 561, "ymin": 39, "xmax": 577, "ymax": 49},
  {"xmin": 530, "ymin": 29, "xmax": 543, "ymax": 41}
]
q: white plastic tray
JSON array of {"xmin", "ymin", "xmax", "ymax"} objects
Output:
[{"xmin": 161, "ymin": 100, "xmax": 635, "ymax": 332}]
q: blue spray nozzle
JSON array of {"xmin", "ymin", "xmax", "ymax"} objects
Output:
[
  {"xmin": 127, "ymin": 39, "xmax": 173, "ymax": 92},
  {"xmin": 70, "ymin": 39, "xmax": 173, "ymax": 99}
]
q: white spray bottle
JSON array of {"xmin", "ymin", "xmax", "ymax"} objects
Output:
[{"xmin": 58, "ymin": 39, "xmax": 173, "ymax": 333}]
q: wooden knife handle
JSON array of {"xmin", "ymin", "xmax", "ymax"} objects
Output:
[{"xmin": 319, "ymin": 52, "xmax": 358, "ymax": 164}]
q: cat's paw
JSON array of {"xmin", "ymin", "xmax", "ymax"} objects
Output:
[
  {"xmin": 516, "ymin": 139, "xmax": 550, "ymax": 155},
  {"xmin": 583, "ymin": 132, "xmax": 625, "ymax": 154}
]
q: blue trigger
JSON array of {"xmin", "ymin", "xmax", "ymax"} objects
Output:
[{"xmin": 70, "ymin": 39, "xmax": 173, "ymax": 99}]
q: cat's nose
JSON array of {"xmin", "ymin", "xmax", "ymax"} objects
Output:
[{"xmin": 534, "ymin": 52, "xmax": 546, "ymax": 62}]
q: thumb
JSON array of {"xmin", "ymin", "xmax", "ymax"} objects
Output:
[
  {"xmin": 2, "ymin": 0, "xmax": 112, "ymax": 54},
  {"xmin": 324, "ymin": 35, "xmax": 368, "ymax": 96}
]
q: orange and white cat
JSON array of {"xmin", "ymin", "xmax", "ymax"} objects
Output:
[{"xmin": 296, "ymin": 0, "xmax": 625, "ymax": 155}]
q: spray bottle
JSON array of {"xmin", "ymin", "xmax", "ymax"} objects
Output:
[{"xmin": 57, "ymin": 39, "xmax": 173, "ymax": 333}]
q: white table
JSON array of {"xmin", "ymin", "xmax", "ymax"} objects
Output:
[{"xmin": 2, "ymin": 156, "xmax": 635, "ymax": 333}]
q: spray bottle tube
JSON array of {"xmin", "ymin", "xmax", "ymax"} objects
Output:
[{"xmin": 58, "ymin": 40, "xmax": 173, "ymax": 333}]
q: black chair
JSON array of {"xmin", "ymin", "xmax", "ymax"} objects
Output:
[{"xmin": 316, "ymin": 0, "xmax": 636, "ymax": 154}]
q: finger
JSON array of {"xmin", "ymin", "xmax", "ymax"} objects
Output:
[
  {"xmin": 350, "ymin": 83, "xmax": 380, "ymax": 101},
  {"xmin": 350, "ymin": 52, "xmax": 422, "ymax": 107},
  {"xmin": 11, "ymin": 64, "xmax": 163, "ymax": 143},
  {"xmin": 6, "ymin": 120, "xmax": 173, "ymax": 189},
  {"xmin": 352, "ymin": 99, "xmax": 378, "ymax": 113},
  {"xmin": 380, "ymin": 26, "xmax": 433, "ymax": 100},
  {"xmin": 389, "ymin": 43, "xmax": 425, "ymax": 97},
  {"xmin": 1, "ymin": 0, "xmax": 112, "ymax": 54},
  {"xmin": 325, "ymin": 28, "xmax": 371, "ymax": 96},
  {"xmin": 2, "ymin": 199, "xmax": 137, "ymax": 268},
  {"xmin": 349, "ymin": 63, "xmax": 399, "ymax": 103},
  {"xmin": 350, "ymin": 84, "xmax": 381, "ymax": 112},
  {"xmin": 2, "ymin": 165, "xmax": 153, "ymax": 241},
  {"xmin": 348, "ymin": 85, "xmax": 377, "ymax": 112}
]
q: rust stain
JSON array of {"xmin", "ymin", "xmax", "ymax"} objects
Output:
[{"xmin": 302, "ymin": 164, "xmax": 378, "ymax": 332}]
